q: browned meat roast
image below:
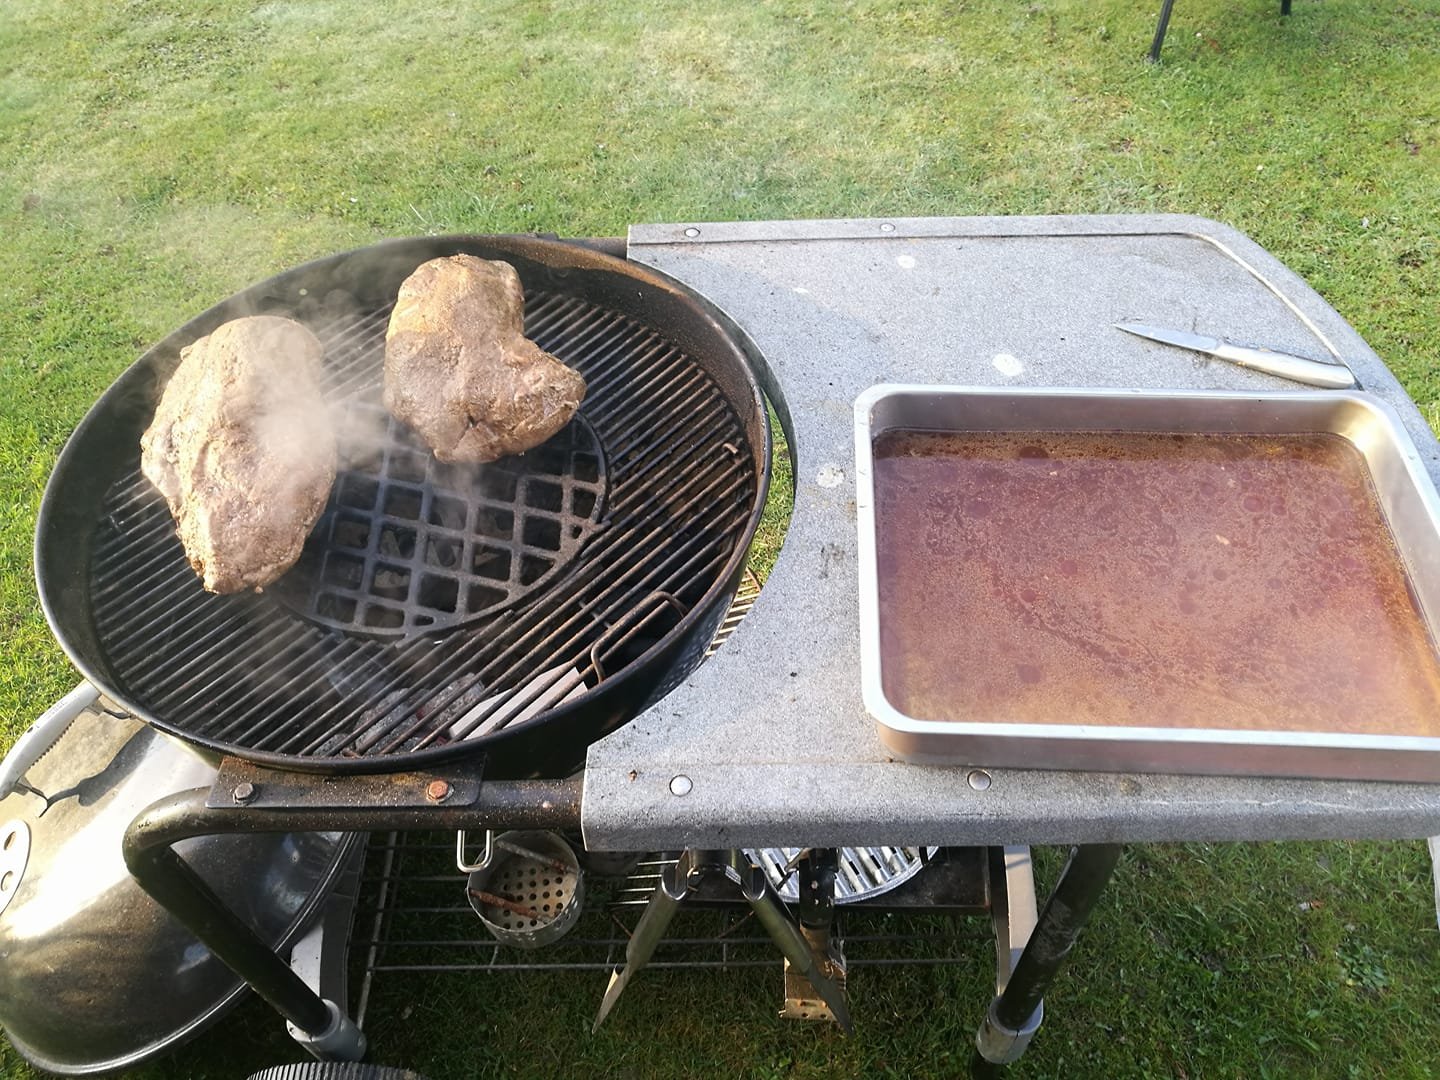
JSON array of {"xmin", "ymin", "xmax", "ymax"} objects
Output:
[
  {"xmin": 140, "ymin": 315, "xmax": 336, "ymax": 594},
  {"xmin": 383, "ymin": 255, "xmax": 586, "ymax": 463}
]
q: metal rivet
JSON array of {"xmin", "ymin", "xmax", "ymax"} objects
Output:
[
  {"xmin": 426, "ymin": 779, "xmax": 452, "ymax": 803},
  {"xmin": 879, "ymin": 222, "xmax": 896, "ymax": 233},
  {"xmin": 669, "ymin": 775, "xmax": 693, "ymax": 796},
  {"xmin": 232, "ymin": 782, "xmax": 256, "ymax": 804},
  {"xmin": 683, "ymin": 227, "xmax": 701, "ymax": 238},
  {"xmin": 967, "ymin": 769, "xmax": 992, "ymax": 791}
]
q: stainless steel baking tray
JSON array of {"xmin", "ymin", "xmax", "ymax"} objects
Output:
[{"xmin": 854, "ymin": 385, "xmax": 1440, "ymax": 781}]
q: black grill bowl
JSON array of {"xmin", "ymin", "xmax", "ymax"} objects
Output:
[{"xmin": 35, "ymin": 235, "xmax": 770, "ymax": 777}]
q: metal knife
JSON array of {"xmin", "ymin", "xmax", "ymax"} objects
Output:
[{"xmin": 1115, "ymin": 322, "xmax": 1357, "ymax": 389}]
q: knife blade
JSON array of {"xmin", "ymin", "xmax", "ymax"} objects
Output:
[{"xmin": 1115, "ymin": 322, "xmax": 1357, "ymax": 389}]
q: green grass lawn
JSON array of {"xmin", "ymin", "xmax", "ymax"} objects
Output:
[{"xmin": 2, "ymin": 0, "xmax": 1440, "ymax": 1076}]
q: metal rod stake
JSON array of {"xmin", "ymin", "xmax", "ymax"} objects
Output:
[{"xmin": 593, "ymin": 859, "xmax": 686, "ymax": 1030}]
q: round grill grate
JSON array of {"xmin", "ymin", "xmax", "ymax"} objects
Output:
[
  {"xmin": 272, "ymin": 399, "xmax": 607, "ymax": 639},
  {"xmin": 82, "ymin": 266, "xmax": 761, "ymax": 769}
]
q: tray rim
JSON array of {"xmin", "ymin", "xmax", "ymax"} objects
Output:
[{"xmin": 853, "ymin": 383, "xmax": 1440, "ymax": 776}]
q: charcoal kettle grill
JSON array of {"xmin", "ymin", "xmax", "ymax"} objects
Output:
[
  {"xmin": 33, "ymin": 234, "xmax": 770, "ymax": 779},
  {"xmin": 9, "ymin": 215, "xmax": 1440, "ymax": 1077},
  {"xmin": 4, "ymin": 233, "xmax": 774, "ymax": 1071}
]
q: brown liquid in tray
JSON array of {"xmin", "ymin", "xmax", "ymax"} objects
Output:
[{"xmin": 873, "ymin": 430, "xmax": 1440, "ymax": 736}]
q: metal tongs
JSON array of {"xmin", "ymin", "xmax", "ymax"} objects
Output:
[{"xmin": 1116, "ymin": 322, "xmax": 1358, "ymax": 389}]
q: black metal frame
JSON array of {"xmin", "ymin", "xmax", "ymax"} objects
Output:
[
  {"xmin": 120, "ymin": 761, "xmax": 1119, "ymax": 1075},
  {"xmin": 1149, "ymin": 0, "xmax": 1294, "ymax": 62},
  {"xmin": 122, "ymin": 759, "xmax": 579, "ymax": 1042}
]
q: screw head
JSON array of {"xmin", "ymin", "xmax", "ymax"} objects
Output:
[
  {"xmin": 232, "ymin": 782, "xmax": 256, "ymax": 804},
  {"xmin": 425, "ymin": 779, "xmax": 452, "ymax": 802}
]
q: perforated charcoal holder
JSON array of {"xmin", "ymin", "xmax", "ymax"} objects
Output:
[{"xmin": 465, "ymin": 831, "xmax": 586, "ymax": 948}]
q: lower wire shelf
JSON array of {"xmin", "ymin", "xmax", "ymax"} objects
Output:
[{"xmin": 350, "ymin": 832, "xmax": 990, "ymax": 1027}]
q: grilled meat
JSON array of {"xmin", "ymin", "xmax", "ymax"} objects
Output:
[
  {"xmin": 140, "ymin": 315, "xmax": 336, "ymax": 594},
  {"xmin": 383, "ymin": 255, "xmax": 586, "ymax": 464}
]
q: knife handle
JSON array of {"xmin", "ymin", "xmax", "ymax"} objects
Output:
[{"xmin": 1210, "ymin": 343, "xmax": 1357, "ymax": 389}]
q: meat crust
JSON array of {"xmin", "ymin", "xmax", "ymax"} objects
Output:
[
  {"xmin": 383, "ymin": 255, "xmax": 586, "ymax": 464},
  {"xmin": 140, "ymin": 315, "xmax": 336, "ymax": 594}
]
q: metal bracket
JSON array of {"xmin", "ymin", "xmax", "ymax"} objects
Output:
[
  {"xmin": 991, "ymin": 845, "xmax": 1039, "ymax": 993},
  {"xmin": 783, "ymin": 941, "xmax": 848, "ymax": 1023},
  {"xmin": 594, "ymin": 849, "xmax": 852, "ymax": 1033},
  {"xmin": 206, "ymin": 756, "xmax": 484, "ymax": 810}
]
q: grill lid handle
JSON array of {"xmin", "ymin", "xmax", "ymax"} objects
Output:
[{"xmin": 0, "ymin": 681, "xmax": 101, "ymax": 801}]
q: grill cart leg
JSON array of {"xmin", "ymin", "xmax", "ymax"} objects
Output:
[
  {"xmin": 123, "ymin": 815, "xmax": 363, "ymax": 1060},
  {"xmin": 972, "ymin": 844, "xmax": 1123, "ymax": 1077},
  {"xmin": 121, "ymin": 769, "xmax": 581, "ymax": 1060},
  {"xmin": 592, "ymin": 852, "xmax": 688, "ymax": 1031},
  {"xmin": 735, "ymin": 851, "xmax": 853, "ymax": 1033}
]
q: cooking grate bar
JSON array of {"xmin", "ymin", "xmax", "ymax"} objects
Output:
[
  {"xmin": 523, "ymin": 293, "xmax": 591, "ymax": 339},
  {"xmin": 117, "ymin": 608, "xmax": 255, "ymax": 694},
  {"xmin": 598, "ymin": 396, "xmax": 732, "ymax": 493},
  {"xmin": 314, "ymin": 308, "xmax": 392, "ymax": 393},
  {"xmin": 103, "ymin": 571, "xmax": 267, "ymax": 679},
  {"xmin": 365, "ymin": 464, "xmax": 746, "ymax": 752},
  {"xmin": 480, "ymin": 490, "xmax": 743, "ymax": 694},
  {"xmin": 274, "ymin": 419, "xmax": 745, "ymax": 756},
  {"xmin": 420, "ymin": 540, "xmax": 734, "ymax": 747},
  {"xmin": 549, "ymin": 328, "xmax": 674, "ymax": 406},
  {"xmin": 265, "ymin": 437, "xmax": 740, "ymax": 755},
  {"xmin": 462, "ymin": 442, "xmax": 743, "ymax": 672},
  {"xmin": 98, "ymin": 541, "xmax": 220, "ymax": 643},
  {"xmin": 531, "ymin": 306, "xmax": 643, "ymax": 371},
  {"xmin": 186, "ymin": 634, "xmax": 391, "ymax": 745},
  {"xmin": 121, "ymin": 605, "xmax": 293, "ymax": 705},
  {"xmin": 583, "ymin": 346, "xmax": 693, "ymax": 430},
  {"xmin": 597, "ymin": 373, "xmax": 715, "ymax": 472},
  {"xmin": 91, "ymin": 529, "xmax": 189, "ymax": 605},
  {"xmin": 369, "ymin": 511, "xmax": 738, "ymax": 752},
  {"xmin": 152, "ymin": 618, "xmax": 322, "ymax": 716},
  {"xmin": 313, "ymin": 304, "xmax": 391, "ymax": 351}
]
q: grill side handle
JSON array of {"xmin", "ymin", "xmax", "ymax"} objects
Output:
[
  {"xmin": 120, "ymin": 770, "xmax": 582, "ymax": 1054},
  {"xmin": 0, "ymin": 682, "xmax": 101, "ymax": 801}
]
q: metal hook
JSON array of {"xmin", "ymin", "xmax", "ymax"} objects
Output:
[{"xmin": 455, "ymin": 829, "xmax": 495, "ymax": 873}]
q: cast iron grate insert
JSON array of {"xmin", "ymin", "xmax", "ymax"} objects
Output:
[{"xmin": 271, "ymin": 401, "xmax": 607, "ymax": 639}]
